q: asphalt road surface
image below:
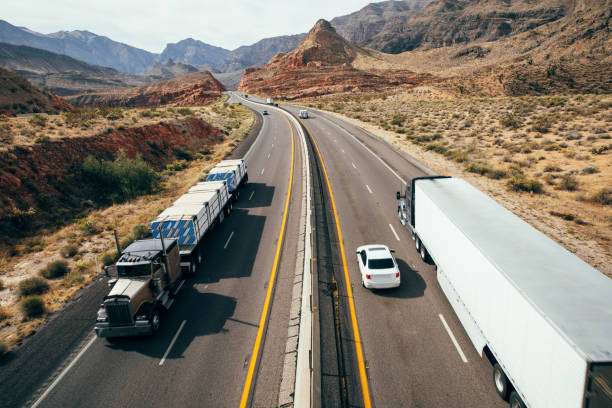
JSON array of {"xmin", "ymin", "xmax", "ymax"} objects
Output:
[
  {"xmin": 23, "ymin": 97, "xmax": 304, "ymax": 408},
  {"xmin": 283, "ymin": 105, "xmax": 507, "ymax": 408}
]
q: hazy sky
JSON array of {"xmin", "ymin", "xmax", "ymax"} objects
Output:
[{"xmin": 2, "ymin": 0, "xmax": 376, "ymax": 53}]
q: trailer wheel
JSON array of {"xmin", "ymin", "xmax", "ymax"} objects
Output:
[
  {"xmin": 509, "ymin": 392, "xmax": 526, "ymax": 408},
  {"xmin": 419, "ymin": 244, "xmax": 429, "ymax": 262},
  {"xmin": 415, "ymin": 236, "xmax": 421, "ymax": 251},
  {"xmin": 225, "ymin": 203, "xmax": 232, "ymax": 216},
  {"xmin": 150, "ymin": 308, "xmax": 161, "ymax": 334},
  {"xmin": 493, "ymin": 363, "xmax": 510, "ymax": 401},
  {"xmin": 190, "ymin": 261, "xmax": 196, "ymax": 275},
  {"xmin": 196, "ymin": 251, "xmax": 202, "ymax": 267}
]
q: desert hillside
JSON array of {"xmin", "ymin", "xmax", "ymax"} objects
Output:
[
  {"xmin": 67, "ymin": 70, "xmax": 226, "ymax": 108},
  {"xmin": 0, "ymin": 67, "xmax": 70, "ymax": 116},
  {"xmin": 239, "ymin": 19, "xmax": 432, "ymax": 99}
]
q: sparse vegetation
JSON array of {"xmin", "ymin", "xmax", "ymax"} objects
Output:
[
  {"xmin": 81, "ymin": 151, "xmax": 158, "ymax": 203},
  {"xmin": 590, "ymin": 189, "xmax": 612, "ymax": 206},
  {"xmin": 557, "ymin": 174, "xmax": 579, "ymax": 191},
  {"xmin": 20, "ymin": 296, "xmax": 45, "ymax": 319},
  {"xmin": 0, "ymin": 338, "xmax": 7, "ymax": 356},
  {"xmin": 19, "ymin": 276, "xmax": 49, "ymax": 297},
  {"xmin": 60, "ymin": 244, "xmax": 79, "ymax": 258},
  {"xmin": 40, "ymin": 260, "xmax": 70, "ymax": 279},
  {"xmin": 507, "ymin": 176, "xmax": 543, "ymax": 194}
]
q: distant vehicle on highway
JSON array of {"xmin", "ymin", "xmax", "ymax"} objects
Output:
[
  {"xmin": 262, "ymin": 110, "xmax": 268, "ymax": 115},
  {"xmin": 299, "ymin": 109, "xmax": 309, "ymax": 119},
  {"xmin": 356, "ymin": 245, "xmax": 400, "ymax": 289},
  {"xmin": 244, "ymin": 94, "xmax": 248, "ymax": 98},
  {"xmin": 266, "ymin": 98, "xmax": 274, "ymax": 105},
  {"xmin": 396, "ymin": 176, "xmax": 612, "ymax": 408}
]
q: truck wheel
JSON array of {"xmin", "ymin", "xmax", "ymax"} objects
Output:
[
  {"xmin": 190, "ymin": 261, "xmax": 196, "ymax": 276},
  {"xmin": 150, "ymin": 308, "xmax": 161, "ymax": 334},
  {"xmin": 398, "ymin": 209, "xmax": 406, "ymax": 226},
  {"xmin": 509, "ymin": 391, "xmax": 526, "ymax": 408},
  {"xmin": 493, "ymin": 363, "xmax": 510, "ymax": 400},
  {"xmin": 225, "ymin": 203, "xmax": 232, "ymax": 216},
  {"xmin": 420, "ymin": 244, "xmax": 429, "ymax": 262}
]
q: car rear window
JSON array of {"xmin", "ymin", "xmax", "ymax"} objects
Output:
[{"xmin": 368, "ymin": 258, "xmax": 394, "ymax": 269}]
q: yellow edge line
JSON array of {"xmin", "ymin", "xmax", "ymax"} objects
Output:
[
  {"xmin": 239, "ymin": 115, "xmax": 295, "ymax": 407},
  {"xmin": 302, "ymin": 121, "xmax": 372, "ymax": 407}
]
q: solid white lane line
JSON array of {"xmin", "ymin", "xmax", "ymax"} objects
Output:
[
  {"xmin": 323, "ymin": 116, "xmax": 407, "ymax": 184},
  {"xmin": 389, "ymin": 224, "xmax": 400, "ymax": 241},
  {"xmin": 248, "ymin": 191, "xmax": 255, "ymax": 201},
  {"xmin": 224, "ymin": 231, "xmax": 235, "ymax": 249},
  {"xmin": 366, "ymin": 185, "xmax": 372, "ymax": 194},
  {"xmin": 159, "ymin": 320, "xmax": 187, "ymax": 366},
  {"xmin": 267, "ymin": 153, "xmax": 271, "ymax": 159},
  {"xmin": 439, "ymin": 314, "xmax": 468, "ymax": 363},
  {"xmin": 352, "ymin": 162, "xmax": 357, "ymax": 169},
  {"xmin": 31, "ymin": 334, "xmax": 97, "ymax": 408}
]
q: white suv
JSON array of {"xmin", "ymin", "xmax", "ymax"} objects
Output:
[{"xmin": 356, "ymin": 245, "xmax": 400, "ymax": 289}]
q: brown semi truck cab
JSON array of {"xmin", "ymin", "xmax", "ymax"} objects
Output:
[{"xmin": 95, "ymin": 238, "xmax": 183, "ymax": 338}]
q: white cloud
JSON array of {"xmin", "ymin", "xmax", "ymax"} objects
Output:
[{"xmin": 2, "ymin": 0, "xmax": 375, "ymax": 53}]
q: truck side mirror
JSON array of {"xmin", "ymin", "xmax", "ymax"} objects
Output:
[{"xmin": 396, "ymin": 191, "xmax": 401, "ymax": 200}]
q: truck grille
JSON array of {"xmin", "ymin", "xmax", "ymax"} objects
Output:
[{"xmin": 105, "ymin": 301, "xmax": 133, "ymax": 326}]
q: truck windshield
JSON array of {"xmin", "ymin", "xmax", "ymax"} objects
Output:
[
  {"xmin": 117, "ymin": 264, "xmax": 151, "ymax": 277},
  {"xmin": 368, "ymin": 258, "xmax": 394, "ymax": 269}
]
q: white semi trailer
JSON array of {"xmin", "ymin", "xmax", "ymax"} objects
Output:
[
  {"xmin": 205, "ymin": 159, "xmax": 248, "ymax": 199},
  {"xmin": 397, "ymin": 176, "xmax": 612, "ymax": 408},
  {"xmin": 151, "ymin": 181, "xmax": 231, "ymax": 275}
]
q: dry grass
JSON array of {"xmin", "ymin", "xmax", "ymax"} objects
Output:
[
  {"xmin": 306, "ymin": 92, "xmax": 612, "ymax": 277},
  {"xmin": 0, "ymin": 97, "xmax": 253, "ymax": 349}
]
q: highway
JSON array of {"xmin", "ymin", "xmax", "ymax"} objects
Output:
[
  {"xmin": 16, "ymin": 96, "xmax": 306, "ymax": 408},
  {"xmin": 282, "ymin": 105, "xmax": 507, "ymax": 407}
]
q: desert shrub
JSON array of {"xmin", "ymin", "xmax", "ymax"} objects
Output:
[
  {"xmin": 131, "ymin": 224, "xmax": 150, "ymax": 241},
  {"xmin": 63, "ymin": 109, "xmax": 96, "ymax": 126},
  {"xmin": 81, "ymin": 151, "xmax": 158, "ymax": 203},
  {"xmin": 80, "ymin": 219, "xmax": 101, "ymax": 235},
  {"xmin": 557, "ymin": 175, "xmax": 579, "ymax": 191},
  {"xmin": 550, "ymin": 211, "xmax": 575, "ymax": 221},
  {"xmin": 40, "ymin": 260, "xmax": 70, "ymax": 279},
  {"xmin": 507, "ymin": 176, "xmax": 543, "ymax": 194},
  {"xmin": 29, "ymin": 114, "xmax": 48, "ymax": 127},
  {"xmin": 0, "ymin": 305, "xmax": 9, "ymax": 321},
  {"xmin": 19, "ymin": 276, "xmax": 49, "ymax": 297},
  {"xmin": 177, "ymin": 108, "xmax": 194, "ymax": 116},
  {"xmin": 591, "ymin": 144, "xmax": 611, "ymax": 155},
  {"xmin": 500, "ymin": 113, "xmax": 522, "ymax": 129},
  {"xmin": 466, "ymin": 162, "xmax": 490, "ymax": 175},
  {"xmin": 97, "ymin": 107, "xmax": 123, "ymax": 120},
  {"xmin": 590, "ymin": 189, "xmax": 612, "ymax": 205},
  {"xmin": 60, "ymin": 244, "xmax": 79, "ymax": 258},
  {"xmin": 101, "ymin": 250, "xmax": 118, "ymax": 266},
  {"xmin": 20, "ymin": 296, "xmax": 45, "ymax": 319},
  {"xmin": 0, "ymin": 338, "xmax": 7, "ymax": 356},
  {"xmin": 531, "ymin": 115, "xmax": 556, "ymax": 133},
  {"xmin": 544, "ymin": 164, "xmax": 562, "ymax": 172},
  {"xmin": 391, "ymin": 113, "xmax": 407, "ymax": 127},
  {"xmin": 64, "ymin": 270, "xmax": 84, "ymax": 286},
  {"xmin": 0, "ymin": 278, "xmax": 4, "ymax": 291}
]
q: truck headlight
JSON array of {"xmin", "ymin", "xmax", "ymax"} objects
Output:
[{"xmin": 96, "ymin": 308, "xmax": 108, "ymax": 322}]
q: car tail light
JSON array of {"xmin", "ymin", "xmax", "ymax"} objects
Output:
[
  {"xmin": 365, "ymin": 274, "xmax": 371, "ymax": 279},
  {"xmin": 396, "ymin": 272, "xmax": 400, "ymax": 278}
]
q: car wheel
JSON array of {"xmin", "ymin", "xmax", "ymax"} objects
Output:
[
  {"xmin": 150, "ymin": 308, "xmax": 161, "ymax": 334},
  {"xmin": 362, "ymin": 279, "xmax": 366, "ymax": 288},
  {"xmin": 493, "ymin": 363, "xmax": 510, "ymax": 401},
  {"xmin": 509, "ymin": 392, "xmax": 526, "ymax": 408}
]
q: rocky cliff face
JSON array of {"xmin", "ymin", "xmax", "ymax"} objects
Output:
[
  {"xmin": 68, "ymin": 71, "xmax": 226, "ymax": 108},
  {"xmin": 144, "ymin": 59, "xmax": 199, "ymax": 80},
  {"xmin": 331, "ymin": 0, "xmax": 433, "ymax": 46},
  {"xmin": 0, "ymin": 67, "xmax": 70, "ymax": 115},
  {"xmin": 238, "ymin": 19, "xmax": 432, "ymax": 99},
  {"xmin": 366, "ymin": 0, "xmax": 570, "ymax": 53},
  {"xmin": 158, "ymin": 38, "xmax": 230, "ymax": 71}
]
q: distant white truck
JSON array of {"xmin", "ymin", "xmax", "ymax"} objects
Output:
[
  {"xmin": 299, "ymin": 109, "xmax": 309, "ymax": 119},
  {"xmin": 397, "ymin": 176, "xmax": 612, "ymax": 408},
  {"xmin": 205, "ymin": 159, "xmax": 248, "ymax": 199},
  {"xmin": 151, "ymin": 180, "xmax": 231, "ymax": 275},
  {"xmin": 266, "ymin": 97, "xmax": 274, "ymax": 105}
]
